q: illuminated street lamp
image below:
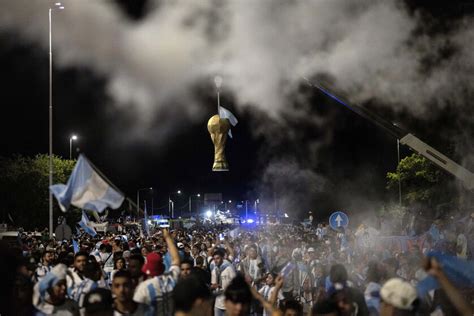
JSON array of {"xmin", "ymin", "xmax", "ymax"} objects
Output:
[
  {"xmin": 48, "ymin": 2, "xmax": 65, "ymax": 238},
  {"xmin": 69, "ymin": 134, "xmax": 77, "ymax": 160},
  {"xmin": 188, "ymin": 193, "xmax": 201, "ymax": 216},
  {"xmin": 169, "ymin": 190, "xmax": 182, "ymax": 218}
]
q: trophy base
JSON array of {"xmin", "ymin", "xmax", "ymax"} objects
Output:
[{"xmin": 212, "ymin": 161, "xmax": 229, "ymax": 172}]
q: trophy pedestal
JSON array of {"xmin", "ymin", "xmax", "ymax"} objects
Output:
[{"xmin": 212, "ymin": 160, "xmax": 229, "ymax": 172}]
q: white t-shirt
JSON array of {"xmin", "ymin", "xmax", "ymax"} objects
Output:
[
  {"xmin": 211, "ymin": 262, "xmax": 236, "ymax": 310},
  {"xmin": 133, "ymin": 265, "xmax": 180, "ymax": 305},
  {"xmin": 258, "ymin": 285, "xmax": 284, "ymax": 316}
]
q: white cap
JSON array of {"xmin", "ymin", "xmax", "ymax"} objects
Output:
[
  {"xmin": 380, "ymin": 278, "xmax": 417, "ymax": 310},
  {"xmin": 307, "ymin": 247, "xmax": 315, "ymax": 252}
]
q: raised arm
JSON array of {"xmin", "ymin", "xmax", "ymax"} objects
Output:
[
  {"xmin": 250, "ymin": 281, "xmax": 283, "ymax": 316},
  {"xmin": 426, "ymin": 257, "xmax": 473, "ymax": 316},
  {"xmin": 163, "ymin": 229, "xmax": 180, "ymax": 266},
  {"xmin": 269, "ymin": 275, "xmax": 283, "ymax": 306}
]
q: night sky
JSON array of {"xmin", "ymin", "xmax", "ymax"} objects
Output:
[{"xmin": 1, "ymin": 0, "xmax": 473, "ymax": 221}]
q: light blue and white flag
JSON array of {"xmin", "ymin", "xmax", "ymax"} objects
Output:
[
  {"xmin": 72, "ymin": 239, "xmax": 79, "ymax": 254},
  {"xmin": 78, "ymin": 210, "xmax": 97, "ymax": 237},
  {"xmin": 218, "ymin": 106, "xmax": 238, "ymax": 138},
  {"xmin": 228, "ymin": 227, "xmax": 240, "ymax": 238},
  {"xmin": 50, "ymin": 155, "xmax": 124, "ymax": 213}
]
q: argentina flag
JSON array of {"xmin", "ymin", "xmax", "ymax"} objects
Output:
[
  {"xmin": 78, "ymin": 210, "xmax": 97, "ymax": 237},
  {"xmin": 218, "ymin": 105, "xmax": 238, "ymax": 138},
  {"xmin": 50, "ymin": 155, "xmax": 124, "ymax": 213}
]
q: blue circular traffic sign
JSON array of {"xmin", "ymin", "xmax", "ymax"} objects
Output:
[{"xmin": 329, "ymin": 211, "xmax": 349, "ymax": 230}]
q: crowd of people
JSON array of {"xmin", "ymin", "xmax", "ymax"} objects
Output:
[{"xmin": 1, "ymin": 212, "xmax": 473, "ymax": 316}]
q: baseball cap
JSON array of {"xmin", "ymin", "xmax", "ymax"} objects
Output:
[
  {"xmin": 307, "ymin": 247, "xmax": 315, "ymax": 252},
  {"xmin": 380, "ymin": 278, "xmax": 417, "ymax": 310},
  {"xmin": 142, "ymin": 252, "xmax": 165, "ymax": 277}
]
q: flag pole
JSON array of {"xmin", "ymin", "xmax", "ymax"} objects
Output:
[{"xmin": 214, "ymin": 76, "xmax": 222, "ymax": 114}]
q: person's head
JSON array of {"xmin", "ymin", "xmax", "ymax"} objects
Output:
[
  {"xmin": 380, "ymin": 278, "xmax": 418, "ymax": 316},
  {"xmin": 173, "ymin": 275, "xmax": 213, "ymax": 315},
  {"xmin": 42, "ymin": 250, "xmax": 55, "ymax": 265},
  {"xmin": 47, "ymin": 279, "xmax": 67, "ymax": 304},
  {"xmin": 247, "ymin": 245, "xmax": 258, "ymax": 259},
  {"xmin": 329, "ymin": 264, "xmax": 348, "ymax": 284},
  {"xmin": 311, "ymin": 300, "xmax": 338, "ymax": 316},
  {"xmin": 265, "ymin": 272, "xmax": 277, "ymax": 286},
  {"xmin": 191, "ymin": 245, "xmax": 199, "ymax": 255},
  {"xmin": 141, "ymin": 252, "xmax": 165, "ymax": 277},
  {"xmin": 112, "ymin": 270, "xmax": 133, "ymax": 303},
  {"xmin": 224, "ymin": 275, "xmax": 252, "ymax": 316},
  {"xmin": 307, "ymin": 247, "xmax": 316, "ymax": 259},
  {"xmin": 128, "ymin": 254, "xmax": 145, "ymax": 278},
  {"xmin": 282, "ymin": 299, "xmax": 303, "ymax": 316},
  {"xmin": 112, "ymin": 238, "xmax": 122, "ymax": 249},
  {"xmin": 83, "ymin": 261, "xmax": 101, "ymax": 282},
  {"xmin": 366, "ymin": 260, "xmax": 384, "ymax": 284},
  {"xmin": 40, "ymin": 264, "xmax": 68, "ymax": 305},
  {"xmin": 114, "ymin": 257, "xmax": 126, "ymax": 270},
  {"xmin": 141, "ymin": 245, "xmax": 150, "ymax": 257},
  {"xmin": 83, "ymin": 288, "xmax": 113, "ymax": 316},
  {"xmin": 213, "ymin": 249, "xmax": 225, "ymax": 267},
  {"xmin": 331, "ymin": 288, "xmax": 356, "ymax": 315},
  {"xmin": 195, "ymin": 255, "xmax": 204, "ymax": 268},
  {"xmin": 74, "ymin": 252, "xmax": 89, "ymax": 272},
  {"xmin": 180, "ymin": 259, "xmax": 193, "ymax": 279}
]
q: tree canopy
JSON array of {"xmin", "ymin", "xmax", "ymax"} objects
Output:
[
  {"xmin": 386, "ymin": 153, "xmax": 456, "ymax": 208},
  {"xmin": 0, "ymin": 154, "xmax": 78, "ymax": 229}
]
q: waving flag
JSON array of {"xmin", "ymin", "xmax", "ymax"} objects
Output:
[
  {"xmin": 218, "ymin": 106, "xmax": 238, "ymax": 138},
  {"xmin": 72, "ymin": 239, "xmax": 79, "ymax": 254},
  {"xmin": 78, "ymin": 211, "xmax": 97, "ymax": 237},
  {"xmin": 50, "ymin": 155, "xmax": 124, "ymax": 213}
]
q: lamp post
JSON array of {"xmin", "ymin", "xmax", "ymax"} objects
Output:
[
  {"xmin": 137, "ymin": 187, "xmax": 152, "ymax": 217},
  {"xmin": 188, "ymin": 193, "xmax": 201, "ymax": 216},
  {"xmin": 397, "ymin": 139, "xmax": 402, "ymax": 206},
  {"xmin": 168, "ymin": 190, "xmax": 181, "ymax": 218},
  {"xmin": 48, "ymin": 2, "xmax": 64, "ymax": 238},
  {"xmin": 69, "ymin": 134, "xmax": 77, "ymax": 160}
]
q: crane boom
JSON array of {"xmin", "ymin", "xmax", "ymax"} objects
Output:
[{"xmin": 304, "ymin": 79, "xmax": 474, "ymax": 190}]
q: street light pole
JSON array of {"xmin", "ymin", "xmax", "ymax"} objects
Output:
[
  {"xmin": 168, "ymin": 190, "xmax": 181, "ymax": 218},
  {"xmin": 397, "ymin": 139, "xmax": 402, "ymax": 206},
  {"xmin": 48, "ymin": 7, "xmax": 53, "ymax": 238},
  {"xmin": 69, "ymin": 135, "xmax": 77, "ymax": 160},
  {"xmin": 48, "ymin": 2, "xmax": 64, "ymax": 238},
  {"xmin": 168, "ymin": 194, "xmax": 171, "ymax": 218},
  {"xmin": 188, "ymin": 194, "xmax": 201, "ymax": 216}
]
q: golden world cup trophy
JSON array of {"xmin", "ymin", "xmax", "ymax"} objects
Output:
[
  {"xmin": 208, "ymin": 76, "xmax": 238, "ymax": 172},
  {"xmin": 208, "ymin": 114, "xmax": 230, "ymax": 171}
]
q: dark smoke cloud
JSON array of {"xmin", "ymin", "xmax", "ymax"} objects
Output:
[{"xmin": 1, "ymin": 0, "xmax": 473, "ymax": 213}]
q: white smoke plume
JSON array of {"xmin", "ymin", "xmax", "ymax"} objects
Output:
[
  {"xmin": 1, "ymin": 0, "xmax": 473, "ymax": 130},
  {"xmin": 2, "ymin": 0, "xmax": 473, "ymax": 214}
]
